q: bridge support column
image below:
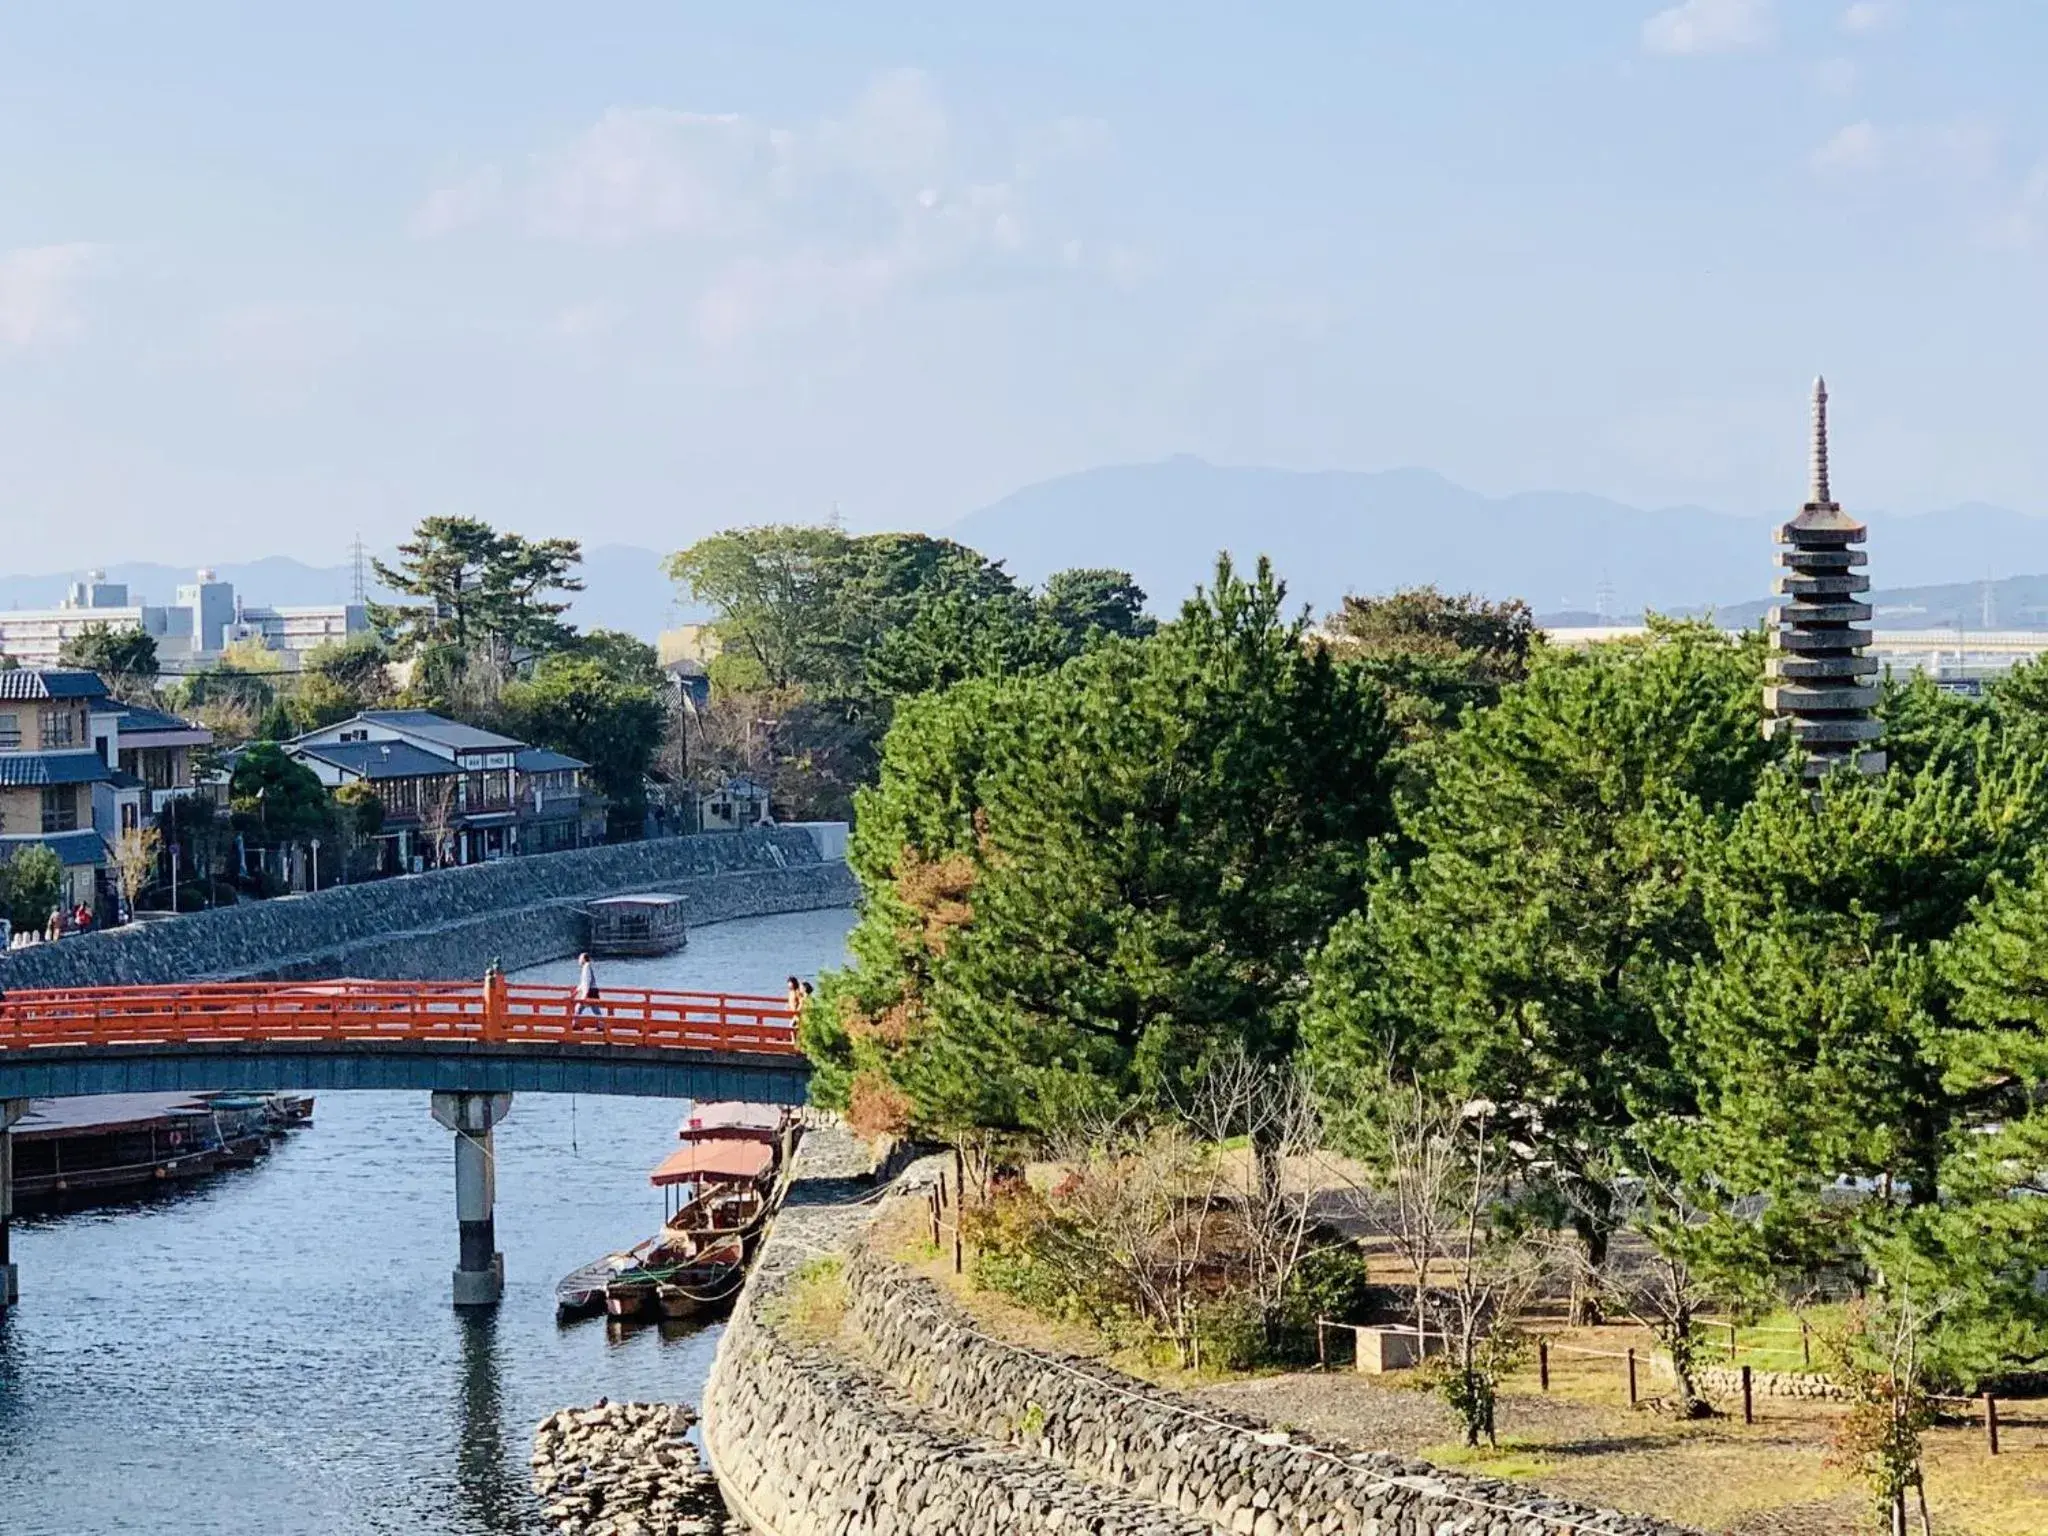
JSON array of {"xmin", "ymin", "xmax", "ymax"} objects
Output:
[
  {"xmin": 1, "ymin": 1098, "xmax": 27, "ymax": 1310},
  {"xmin": 430, "ymin": 1091, "xmax": 512, "ymax": 1309}
]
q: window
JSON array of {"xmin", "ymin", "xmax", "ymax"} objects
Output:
[
  {"xmin": 40, "ymin": 786, "xmax": 77, "ymax": 833},
  {"xmin": 339, "ymin": 729, "xmax": 368, "ymax": 743},
  {"xmin": 38, "ymin": 708, "xmax": 75, "ymax": 748},
  {"xmin": 0, "ymin": 713, "xmax": 18, "ymax": 751}
]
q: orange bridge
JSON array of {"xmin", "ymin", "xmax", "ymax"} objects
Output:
[{"xmin": 0, "ymin": 979, "xmax": 810, "ymax": 1310}]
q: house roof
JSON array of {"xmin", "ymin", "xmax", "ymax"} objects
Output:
[
  {"xmin": 0, "ymin": 670, "xmax": 109, "ymax": 702},
  {"xmin": 2, "ymin": 829, "xmax": 107, "ymax": 867},
  {"xmin": 354, "ymin": 710, "xmax": 523, "ymax": 752},
  {"xmin": 0, "ymin": 752, "xmax": 119, "ymax": 787},
  {"xmin": 515, "ymin": 746, "xmax": 586, "ymax": 773},
  {"xmin": 113, "ymin": 702, "xmax": 207, "ymax": 738},
  {"xmin": 291, "ymin": 740, "xmax": 457, "ymax": 781}
]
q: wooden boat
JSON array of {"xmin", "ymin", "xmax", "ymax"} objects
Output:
[{"xmin": 586, "ymin": 894, "xmax": 688, "ymax": 956}]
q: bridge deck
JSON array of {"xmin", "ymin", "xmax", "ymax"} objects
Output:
[{"xmin": 0, "ymin": 981, "xmax": 810, "ymax": 1101}]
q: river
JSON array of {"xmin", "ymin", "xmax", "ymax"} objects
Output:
[{"xmin": 0, "ymin": 906, "xmax": 855, "ymax": 1536}]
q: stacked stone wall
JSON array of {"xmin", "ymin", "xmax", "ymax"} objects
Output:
[
  {"xmin": 0, "ymin": 829, "xmax": 855, "ymax": 987},
  {"xmin": 704, "ymin": 1166, "xmax": 1701, "ymax": 1536}
]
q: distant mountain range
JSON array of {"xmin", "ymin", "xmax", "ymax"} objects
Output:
[
  {"xmin": 0, "ymin": 545, "xmax": 683, "ymax": 642},
  {"xmin": 17, "ymin": 459, "xmax": 2048, "ymax": 643},
  {"xmin": 947, "ymin": 456, "xmax": 2048, "ymax": 624}
]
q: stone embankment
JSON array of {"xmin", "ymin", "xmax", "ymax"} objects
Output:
[
  {"xmin": 705, "ymin": 1129, "xmax": 1702, "ymax": 1536},
  {"xmin": 532, "ymin": 1400, "xmax": 725, "ymax": 1536},
  {"xmin": 0, "ymin": 829, "xmax": 854, "ymax": 988},
  {"xmin": 1692, "ymin": 1362, "xmax": 1847, "ymax": 1402}
]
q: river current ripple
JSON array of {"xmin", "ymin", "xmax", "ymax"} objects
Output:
[{"xmin": 0, "ymin": 906, "xmax": 854, "ymax": 1536}]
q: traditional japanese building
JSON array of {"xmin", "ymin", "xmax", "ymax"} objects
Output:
[{"xmin": 1765, "ymin": 377, "xmax": 1885, "ymax": 775}]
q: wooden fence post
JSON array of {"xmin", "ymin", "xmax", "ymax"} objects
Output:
[
  {"xmin": 1626, "ymin": 1348, "xmax": 1638, "ymax": 1406},
  {"xmin": 928, "ymin": 1186, "xmax": 941, "ymax": 1248},
  {"xmin": 1741, "ymin": 1365, "xmax": 1754, "ymax": 1425},
  {"xmin": 1727, "ymin": 1321, "xmax": 1739, "ymax": 1357},
  {"xmin": 1538, "ymin": 1338, "xmax": 1550, "ymax": 1392},
  {"xmin": 1801, "ymin": 1320, "xmax": 1812, "ymax": 1368},
  {"xmin": 1985, "ymin": 1393, "xmax": 2000, "ymax": 1457},
  {"xmin": 1316, "ymin": 1320, "xmax": 1328, "ymax": 1371}
]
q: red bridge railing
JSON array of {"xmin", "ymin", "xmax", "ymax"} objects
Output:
[{"xmin": 0, "ymin": 981, "xmax": 802, "ymax": 1056}]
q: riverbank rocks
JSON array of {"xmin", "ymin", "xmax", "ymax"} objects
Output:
[
  {"xmin": 532, "ymin": 1400, "xmax": 725, "ymax": 1536},
  {"xmin": 704, "ymin": 1126, "xmax": 1703, "ymax": 1536}
]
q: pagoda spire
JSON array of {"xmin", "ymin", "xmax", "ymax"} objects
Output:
[{"xmin": 1809, "ymin": 375, "xmax": 1831, "ymax": 507}]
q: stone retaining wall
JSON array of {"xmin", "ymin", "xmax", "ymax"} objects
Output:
[
  {"xmin": 704, "ymin": 1155, "xmax": 1701, "ymax": 1536},
  {"xmin": 0, "ymin": 830, "xmax": 855, "ymax": 987},
  {"xmin": 1694, "ymin": 1362, "xmax": 1847, "ymax": 1402}
]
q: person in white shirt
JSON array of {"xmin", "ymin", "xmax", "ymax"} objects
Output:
[{"xmin": 574, "ymin": 952, "xmax": 601, "ymax": 1018}]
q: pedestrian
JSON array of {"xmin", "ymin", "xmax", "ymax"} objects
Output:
[
  {"xmin": 785, "ymin": 975, "xmax": 804, "ymax": 1018},
  {"xmin": 574, "ymin": 951, "xmax": 601, "ymax": 1019},
  {"xmin": 44, "ymin": 908, "xmax": 61, "ymax": 944}
]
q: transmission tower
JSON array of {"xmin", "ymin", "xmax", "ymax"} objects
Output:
[{"xmin": 349, "ymin": 534, "xmax": 369, "ymax": 604}]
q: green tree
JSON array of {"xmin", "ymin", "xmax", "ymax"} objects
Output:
[
  {"xmin": 58, "ymin": 622, "xmax": 159, "ymax": 700},
  {"xmin": 1036, "ymin": 568, "xmax": 1156, "ymax": 650},
  {"xmin": 1304, "ymin": 621, "xmax": 1778, "ymax": 1282},
  {"xmin": 808, "ymin": 556, "xmax": 1397, "ymax": 1140},
  {"xmin": 0, "ymin": 843, "xmax": 65, "ymax": 933},
  {"xmin": 665, "ymin": 525, "xmax": 847, "ymax": 691},
  {"xmin": 229, "ymin": 742, "xmax": 333, "ymax": 842},
  {"xmin": 502, "ymin": 656, "xmax": 666, "ymax": 839},
  {"xmin": 372, "ymin": 516, "xmax": 583, "ymax": 662},
  {"xmin": 1322, "ymin": 586, "xmax": 1536, "ymax": 739}
]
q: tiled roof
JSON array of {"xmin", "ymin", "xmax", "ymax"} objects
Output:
[
  {"xmin": 355, "ymin": 710, "xmax": 523, "ymax": 751},
  {"xmin": 515, "ymin": 746, "xmax": 586, "ymax": 773},
  {"xmin": 290, "ymin": 740, "xmax": 458, "ymax": 781},
  {"xmin": 0, "ymin": 752, "xmax": 119, "ymax": 787},
  {"xmin": 0, "ymin": 670, "xmax": 109, "ymax": 702},
  {"xmin": 113, "ymin": 702, "xmax": 204, "ymax": 736},
  {"xmin": 1, "ymin": 830, "xmax": 106, "ymax": 867}
]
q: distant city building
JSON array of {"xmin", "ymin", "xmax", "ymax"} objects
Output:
[
  {"xmin": 1764, "ymin": 378, "xmax": 1885, "ymax": 775},
  {"xmin": 0, "ymin": 568, "xmax": 369, "ymax": 672},
  {"xmin": 277, "ymin": 709, "xmax": 600, "ymax": 870}
]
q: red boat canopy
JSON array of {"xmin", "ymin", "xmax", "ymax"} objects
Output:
[{"xmin": 649, "ymin": 1139, "xmax": 776, "ymax": 1187}]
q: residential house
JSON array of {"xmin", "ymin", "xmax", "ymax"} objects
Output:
[
  {"xmin": 279, "ymin": 710, "xmax": 600, "ymax": 871},
  {"xmin": 111, "ymin": 702, "xmax": 215, "ymax": 818},
  {"xmin": 698, "ymin": 773, "xmax": 773, "ymax": 833},
  {"xmin": 0, "ymin": 670, "xmax": 132, "ymax": 909}
]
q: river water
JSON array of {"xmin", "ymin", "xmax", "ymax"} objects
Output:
[{"xmin": 0, "ymin": 907, "xmax": 855, "ymax": 1536}]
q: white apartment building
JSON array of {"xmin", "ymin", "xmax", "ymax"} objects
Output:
[{"xmin": 0, "ymin": 569, "xmax": 369, "ymax": 672}]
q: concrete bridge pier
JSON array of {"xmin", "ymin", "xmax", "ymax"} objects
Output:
[
  {"xmin": 431, "ymin": 1091, "xmax": 512, "ymax": 1309},
  {"xmin": 1, "ymin": 1098, "xmax": 26, "ymax": 1310}
]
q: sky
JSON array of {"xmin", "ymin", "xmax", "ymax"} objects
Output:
[{"xmin": 1, "ymin": 0, "xmax": 2045, "ymax": 571}]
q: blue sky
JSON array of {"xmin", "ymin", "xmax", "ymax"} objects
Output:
[{"xmin": 0, "ymin": 0, "xmax": 2043, "ymax": 569}]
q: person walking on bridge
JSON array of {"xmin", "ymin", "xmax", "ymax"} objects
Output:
[{"xmin": 574, "ymin": 952, "xmax": 601, "ymax": 1020}]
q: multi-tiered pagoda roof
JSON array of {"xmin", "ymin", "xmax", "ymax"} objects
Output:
[{"xmin": 1764, "ymin": 378, "xmax": 1885, "ymax": 775}]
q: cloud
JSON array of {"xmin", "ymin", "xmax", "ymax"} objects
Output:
[
  {"xmin": 1815, "ymin": 57, "xmax": 1858, "ymax": 97},
  {"xmin": 1809, "ymin": 115, "xmax": 1999, "ymax": 180},
  {"xmin": 410, "ymin": 167, "xmax": 503, "ymax": 238},
  {"xmin": 0, "ymin": 243, "xmax": 103, "ymax": 347},
  {"xmin": 1811, "ymin": 121, "xmax": 1883, "ymax": 172},
  {"xmin": 1840, "ymin": 1, "xmax": 1903, "ymax": 34},
  {"xmin": 1641, "ymin": 0, "xmax": 1774, "ymax": 55},
  {"xmin": 412, "ymin": 70, "xmax": 1118, "ymax": 343}
]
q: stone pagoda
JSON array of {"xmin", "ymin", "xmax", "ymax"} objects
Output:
[{"xmin": 1765, "ymin": 377, "xmax": 1885, "ymax": 775}]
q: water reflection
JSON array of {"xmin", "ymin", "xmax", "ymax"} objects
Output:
[{"xmin": 457, "ymin": 1313, "xmax": 524, "ymax": 1534}]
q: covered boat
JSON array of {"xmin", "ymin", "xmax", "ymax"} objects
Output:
[{"xmin": 586, "ymin": 894, "xmax": 688, "ymax": 956}]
